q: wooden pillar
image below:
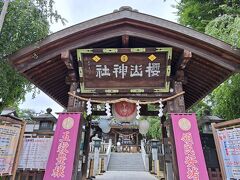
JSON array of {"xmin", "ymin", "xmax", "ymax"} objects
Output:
[
  {"xmin": 82, "ymin": 116, "xmax": 92, "ymax": 179},
  {"xmin": 167, "ymin": 81, "xmax": 185, "ymax": 180},
  {"xmin": 161, "ymin": 115, "xmax": 167, "ymax": 179},
  {"xmin": 67, "ymin": 82, "xmax": 78, "ymax": 112},
  {"xmin": 161, "ymin": 116, "xmax": 168, "ymax": 146},
  {"xmin": 67, "ymin": 82, "xmax": 86, "ymax": 180},
  {"xmin": 136, "ymin": 132, "xmax": 139, "ymax": 146},
  {"xmin": 74, "ymin": 114, "xmax": 84, "ymax": 180},
  {"xmin": 115, "ymin": 132, "xmax": 117, "ymax": 145}
]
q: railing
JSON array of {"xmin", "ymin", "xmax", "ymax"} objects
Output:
[
  {"xmin": 141, "ymin": 140, "xmax": 149, "ymax": 171},
  {"xmin": 104, "ymin": 139, "xmax": 112, "ymax": 171},
  {"xmin": 89, "ymin": 141, "xmax": 110, "ymax": 154},
  {"xmin": 88, "ymin": 139, "xmax": 112, "ymax": 176}
]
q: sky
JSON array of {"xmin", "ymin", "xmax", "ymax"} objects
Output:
[{"xmin": 19, "ymin": 0, "xmax": 178, "ymax": 116}]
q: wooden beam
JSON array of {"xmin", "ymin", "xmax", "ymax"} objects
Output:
[
  {"xmin": 122, "ymin": 27, "xmax": 240, "ymax": 72},
  {"xmin": 8, "ymin": 9, "xmax": 240, "ymax": 64},
  {"xmin": 79, "ymin": 93, "xmax": 173, "ymax": 99},
  {"xmin": 92, "ymin": 110, "xmax": 159, "ymax": 116},
  {"xmin": 122, "ymin": 35, "xmax": 129, "ymax": 48},
  {"xmin": 213, "ymin": 118, "xmax": 240, "ymax": 129},
  {"xmin": 13, "ymin": 24, "xmax": 240, "ymax": 74}
]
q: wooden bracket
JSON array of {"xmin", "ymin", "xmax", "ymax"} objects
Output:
[
  {"xmin": 61, "ymin": 51, "xmax": 74, "ymax": 70},
  {"xmin": 65, "ymin": 70, "xmax": 77, "ymax": 85},
  {"xmin": 180, "ymin": 50, "xmax": 192, "ymax": 69},
  {"xmin": 174, "ymin": 50, "xmax": 192, "ymax": 83},
  {"xmin": 175, "ymin": 50, "xmax": 192, "ymax": 71},
  {"xmin": 62, "ymin": 51, "xmax": 77, "ymax": 85}
]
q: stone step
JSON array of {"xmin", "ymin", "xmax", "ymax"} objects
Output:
[
  {"xmin": 108, "ymin": 168, "xmax": 145, "ymax": 171},
  {"xmin": 108, "ymin": 153, "xmax": 145, "ymax": 171}
]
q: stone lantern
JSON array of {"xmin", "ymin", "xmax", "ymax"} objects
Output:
[
  {"xmin": 150, "ymin": 139, "xmax": 160, "ymax": 149},
  {"xmin": 92, "ymin": 136, "xmax": 102, "ymax": 149}
]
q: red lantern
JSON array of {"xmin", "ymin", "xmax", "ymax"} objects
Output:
[{"xmin": 113, "ymin": 101, "xmax": 137, "ymax": 122}]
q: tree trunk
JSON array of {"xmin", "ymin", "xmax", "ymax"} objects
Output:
[{"xmin": 0, "ymin": 0, "xmax": 10, "ymax": 32}]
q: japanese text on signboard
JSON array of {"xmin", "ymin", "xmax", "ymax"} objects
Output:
[
  {"xmin": 51, "ymin": 131, "xmax": 70, "ymax": 178},
  {"xmin": 95, "ymin": 63, "xmax": 161, "ymax": 79},
  {"xmin": 171, "ymin": 114, "xmax": 209, "ymax": 180},
  {"xmin": 0, "ymin": 125, "xmax": 20, "ymax": 175},
  {"xmin": 77, "ymin": 48, "xmax": 172, "ymax": 93}
]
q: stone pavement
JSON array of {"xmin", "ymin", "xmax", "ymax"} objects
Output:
[{"xmin": 95, "ymin": 171, "xmax": 158, "ymax": 180}]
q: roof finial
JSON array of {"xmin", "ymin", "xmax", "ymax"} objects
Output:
[
  {"xmin": 46, "ymin": 108, "xmax": 52, "ymax": 114},
  {"xmin": 119, "ymin": 6, "xmax": 133, "ymax": 11},
  {"xmin": 113, "ymin": 6, "xmax": 138, "ymax": 13}
]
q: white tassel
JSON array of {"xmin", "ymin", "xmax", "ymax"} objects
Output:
[
  {"xmin": 86, "ymin": 99, "xmax": 92, "ymax": 116},
  {"xmin": 105, "ymin": 102, "xmax": 111, "ymax": 118},
  {"xmin": 136, "ymin": 101, "xmax": 141, "ymax": 120},
  {"xmin": 158, "ymin": 98, "xmax": 164, "ymax": 117}
]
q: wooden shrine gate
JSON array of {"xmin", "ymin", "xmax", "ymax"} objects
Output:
[{"xmin": 8, "ymin": 6, "xmax": 240, "ymax": 180}]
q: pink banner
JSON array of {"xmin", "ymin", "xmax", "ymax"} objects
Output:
[
  {"xmin": 171, "ymin": 113, "xmax": 209, "ymax": 180},
  {"xmin": 44, "ymin": 113, "xmax": 81, "ymax": 180}
]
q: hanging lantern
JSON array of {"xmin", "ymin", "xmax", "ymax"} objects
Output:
[
  {"xmin": 139, "ymin": 120, "xmax": 150, "ymax": 135},
  {"xmin": 113, "ymin": 101, "xmax": 137, "ymax": 122},
  {"xmin": 99, "ymin": 119, "xmax": 109, "ymax": 129},
  {"xmin": 102, "ymin": 126, "xmax": 111, "ymax": 133},
  {"xmin": 99, "ymin": 119, "xmax": 111, "ymax": 133}
]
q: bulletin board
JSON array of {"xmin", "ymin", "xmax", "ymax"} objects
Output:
[
  {"xmin": 0, "ymin": 115, "xmax": 25, "ymax": 180},
  {"xmin": 212, "ymin": 118, "xmax": 240, "ymax": 180}
]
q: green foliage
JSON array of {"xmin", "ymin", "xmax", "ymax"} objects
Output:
[
  {"xmin": 188, "ymin": 100, "xmax": 212, "ymax": 119},
  {"xmin": 211, "ymin": 74, "xmax": 240, "ymax": 120},
  {"xmin": 17, "ymin": 108, "xmax": 41, "ymax": 120},
  {"xmin": 205, "ymin": 15, "xmax": 240, "ymax": 48},
  {"xmin": 0, "ymin": 0, "xmax": 65, "ymax": 111},
  {"xmin": 175, "ymin": 0, "xmax": 222, "ymax": 32},
  {"xmin": 175, "ymin": 0, "xmax": 240, "ymax": 32},
  {"xmin": 205, "ymin": 15, "xmax": 240, "ymax": 120},
  {"xmin": 176, "ymin": 0, "xmax": 240, "ymax": 120},
  {"xmin": 146, "ymin": 117, "xmax": 162, "ymax": 139}
]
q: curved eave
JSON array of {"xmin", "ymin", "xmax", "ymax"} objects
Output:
[
  {"xmin": 8, "ymin": 9, "xmax": 240, "ymax": 109},
  {"xmin": 9, "ymin": 9, "xmax": 240, "ymax": 62}
]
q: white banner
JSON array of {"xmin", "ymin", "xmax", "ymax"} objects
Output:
[{"xmin": 18, "ymin": 137, "xmax": 53, "ymax": 169}]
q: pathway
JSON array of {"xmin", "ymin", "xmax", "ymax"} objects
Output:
[{"xmin": 95, "ymin": 171, "xmax": 158, "ymax": 180}]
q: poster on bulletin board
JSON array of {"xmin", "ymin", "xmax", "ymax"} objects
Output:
[
  {"xmin": 18, "ymin": 137, "xmax": 53, "ymax": 169},
  {"xmin": 0, "ymin": 125, "xmax": 21, "ymax": 175},
  {"xmin": 212, "ymin": 118, "xmax": 240, "ymax": 180}
]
